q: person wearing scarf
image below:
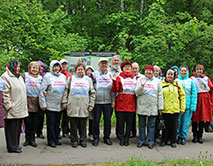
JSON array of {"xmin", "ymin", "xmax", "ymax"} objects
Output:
[
  {"xmin": 160, "ymin": 68, "xmax": 186, "ymax": 148},
  {"xmin": 135, "ymin": 65, "xmax": 164, "ymax": 149},
  {"xmin": 21, "ymin": 61, "xmax": 42, "ymax": 147},
  {"xmin": 191, "ymin": 64, "xmax": 213, "ymax": 143},
  {"xmin": 153, "ymin": 65, "xmax": 164, "ymax": 80},
  {"xmin": 1, "ymin": 60, "xmax": 28, "ymax": 153},
  {"xmin": 111, "ymin": 61, "xmax": 137, "ymax": 146},
  {"xmin": 176, "ymin": 65, "xmax": 197, "ymax": 145},
  {"xmin": 39, "ymin": 60, "xmax": 66, "ymax": 148}
]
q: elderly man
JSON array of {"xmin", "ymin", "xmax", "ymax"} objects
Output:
[
  {"xmin": 60, "ymin": 59, "xmax": 72, "ymax": 138},
  {"xmin": 131, "ymin": 62, "xmax": 143, "ymax": 138},
  {"xmin": 92, "ymin": 58, "xmax": 115, "ymax": 146},
  {"xmin": 108, "ymin": 55, "xmax": 121, "ymax": 77}
]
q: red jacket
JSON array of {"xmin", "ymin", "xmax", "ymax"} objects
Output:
[
  {"xmin": 61, "ymin": 69, "xmax": 72, "ymax": 80},
  {"xmin": 112, "ymin": 72, "xmax": 136, "ymax": 112}
]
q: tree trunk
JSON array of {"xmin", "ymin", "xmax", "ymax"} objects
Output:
[
  {"xmin": 120, "ymin": 0, "xmax": 124, "ymax": 12},
  {"xmin": 67, "ymin": 0, "xmax": 71, "ymax": 15},
  {"xmin": 140, "ymin": 0, "xmax": 144, "ymax": 19}
]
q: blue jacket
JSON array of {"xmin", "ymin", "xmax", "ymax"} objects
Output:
[{"xmin": 177, "ymin": 66, "xmax": 197, "ymax": 111}]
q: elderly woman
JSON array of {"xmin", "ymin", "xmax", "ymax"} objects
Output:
[
  {"xmin": 39, "ymin": 60, "xmax": 66, "ymax": 148},
  {"xmin": 160, "ymin": 68, "xmax": 186, "ymax": 148},
  {"xmin": 22, "ymin": 61, "xmax": 42, "ymax": 147},
  {"xmin": 1, "ymin": 60, "xmax": 28, "ymax": 153},
  {"xmin": 135, "ymin": 65, "xmax": 164, "ymax": 149},
  {"xmin": 176, "ymin": 65, "xmax": 197, "ymax": 145},
  {"xmin": 191, "ymin": 64, "xmax": 213, "ymax": 143},
  {"xmin": 62, "ymin": 63, "xmax": 95, "ymax": 148},
  {"xmin": 111, "ymin": 61, "xmax": 137, "ymax": 146}
]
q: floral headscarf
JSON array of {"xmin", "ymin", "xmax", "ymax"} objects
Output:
[{"xmin": 6, "ymin": 60, "xmax": 20, "ymax": 78}]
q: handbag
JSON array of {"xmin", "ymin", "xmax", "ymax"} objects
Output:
[{"xmin": 157, "ymin": 115, "xmax": 166, "ymax": 130}]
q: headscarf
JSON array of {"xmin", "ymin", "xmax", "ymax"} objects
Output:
[
  {"xmin": 6, "ymin": 60, "xmax": 20, "ymax": 78},
  {"xmin": 178, "ymin": 65, "xmax": 189, "ymax": 80}
]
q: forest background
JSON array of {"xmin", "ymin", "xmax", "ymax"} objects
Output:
[{"xmin": 0, "ymin": 0, "xmax": 212, "ymax": 79}]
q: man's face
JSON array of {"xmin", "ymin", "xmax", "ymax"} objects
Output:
[
  {"xmin": 132, "ymin": 64, "xmax": 139, "ymax": 76},
  {"xmin": 111, "ymin": 57, "xmax": 120, "ymax": 66},
  {"xmin": 61, "ymin": 62, "xmax": 67, "ymax": 71}
]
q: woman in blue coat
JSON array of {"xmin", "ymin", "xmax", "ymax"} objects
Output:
[{"xmin": 176, "ymin": 65, "xmax": 197, "ymax": 145}]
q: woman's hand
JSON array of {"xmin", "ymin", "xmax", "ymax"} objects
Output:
[
  {"xmin": 140, "ymin": 77, "xmax": 146, "ymax": 86},
  {"xmin": 112, "ymin": 101, "xmax": 116, "ymax": 108},
  {"xmin": 62, "ymin": 103, "xmax": 67, "ymax": 109},
  {"xmin": 109, "ymin": 74, "xmax": 116, "ymax": 81},
  {"xmin": 88, "ymin": 106, "xmax": 93, "ymax": 112},
  {"xmin": 41, "ymin": 107, "xmax": 47, "ymax": 111}
]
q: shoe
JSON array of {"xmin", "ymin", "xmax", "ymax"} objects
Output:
[
  {"xmin": 176, "ymin": 137, "xmax": 182, "ymax": 144},
  {"xmin": 37, "ymin": 134, "xmax": 45, "ymax": 139},
  {"xmin": 104, "ymin": 139, "xmax": 113, "ymax": 145},
  {"xmin": 192, "ymin": 137, "xmax": 198, "ymax": 143},
  {"xmin": 137, "ymin": 142, "xmax": 143, "ymax": 148},
  {"xmin": 160, "ymin": 142, "xmax": 166, "ymax": 147},
  {"xmin": 92, "ymin": 139, "xmax": 99, "ymax": 146},
  {"xmin": 80, "ymin": 142, "xmax": 87, "ymax": 148},
  {"xmin": 71, "ymin": 142, "xmax": 78, "ymax": 148},
  {"xmin": 48, "ymin": 143, "xmax": 57, "ymax": 148},
  {"xmin": 171, "ymin": 143, "xmax": 176, "ymax": 148},
  {"xmin": 181, "ymin": 138, "xmax": 186, "ymax": 145},
  {"xmin": 56, "ymin": 141, "xmax": 62, "ymax": 146},
  {"xmin": 23, "ymin": 141, "xmax": 29, "ymax": 146},
  {"xmin": 124, "ymin": 139, "xmax": 129, "ymax": 146},
  {"xmin": 30, "ymin": 141, "xmax": 38, "ymax": 147},
  {"xmin": 148, "ymin": 144, "xmax": 154, "ymax": 149},
  {"xmin": 197, "ymin": 137, "xmax": 203, "ymax": 144},
  {"xmin": 17, "ymin": 146, "xmax": 22, "ymax": 150},
  {"xmin": 120, "ymin": 139, "xmax": 125, "ymax": 146},
  {"xmin": 8, "ymin": 149, "xmax": 22, "ymax": 153}
]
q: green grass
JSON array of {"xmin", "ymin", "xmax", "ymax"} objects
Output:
[{"xmin": 85, "ymin": 158, "xmax": 213, "ymax": 166}]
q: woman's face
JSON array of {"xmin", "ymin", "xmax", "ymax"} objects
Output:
[
  {"xmin": 53, "ymin": 64, "xmax": 60, "ymax": 73},
  {"xmin": 166, "ymin": 70, "xmax": 174, "ymax": 81},
  {"xmin": 123, "ymin": 64, "xmax": 132, "ymax": 73},
  {"xmin": 196, "ymin": 67, "xmax": 203, "ymax": 76},
  {"xmin": 86, "ymin": 68, "xmax": 93, "ymax": 76},
  {"xmin": 153, "ymin": 67, "xmax": 160, "ymax": 77},
  {"xmin": 180, "ymin": 67, "xmax": 187, "ymax": 77},
  {"xmin": 31, "ymin": 65, "xmax": 40, "ymax": 75},
  {"xmin": 76, "ymin": 65, "xmax": 85, "ymax": 77},
  {"xmin": 16, "ymin": 63, "xmax": 20, "ymax": 73},
  {"xmin": 145, "ymin": 69, "xmax": 153, "ymax": 79}
]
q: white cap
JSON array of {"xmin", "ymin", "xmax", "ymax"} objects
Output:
[
  {"xmin": 86, "ymin": 66, "xmax": 94, "ymax": 72},
  {"xmin": 98, "ymin": 58, "xmax": 108, "ymax": 64},
  {"xmin": 60, "ymin": 59, "xmax": 68, "ymax": 64}
]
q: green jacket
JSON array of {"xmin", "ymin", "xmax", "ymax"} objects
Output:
[{"xmin": 161, "ymin": 79, "xmax": 186, "ymax": 114}]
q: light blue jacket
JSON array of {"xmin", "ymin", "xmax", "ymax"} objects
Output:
[{"xmin": 177, "ymin": 66, "xmax": 197, "ymax": 111}]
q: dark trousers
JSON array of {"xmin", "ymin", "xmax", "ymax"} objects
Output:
[
  {"xmin": 192, "ymin": 121, "xmax": 205, "ymax": 138},
  {"xmin": 93, "ymin": 104, "xmax": 112, "ymax": 140},
  {"xmin": 46, "ymin": 110, "xmax": 61, "ymax": 145},
  {"xmin": 37, "ymin": 110, "xmax": 45, "ymax": 135},
  {"xmin": 61, "ymin": 109, "xmax": 70, "ymax": 135},
  {"xmin": 162, "ymin": 113, "xmax": 179, "ymax": 144},
  {"xmin": 116, "ymin": 111, "xmax": 134, "ymax": 141},
  {"xmin": 88, "ymin": 119, "xmax": 93, "ymax": 136},
  {"xmin": 24, "ymin": 112, "xmax": 39, "ymax": 142},
  {"xmin": 4, "ymin": 118, "xmax": 22, "ymax": 152},
  {"xmin": 70, "ymin": 117, "xmax": 87, "ymax": 143},
  {"xmin": 131, "ymin": 112, "xmax": 137, "ymax": 136}
]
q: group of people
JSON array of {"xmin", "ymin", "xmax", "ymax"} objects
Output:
[{"xmin": 0, "ymin": 55, "xmax": 212, "ymax": 153}]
